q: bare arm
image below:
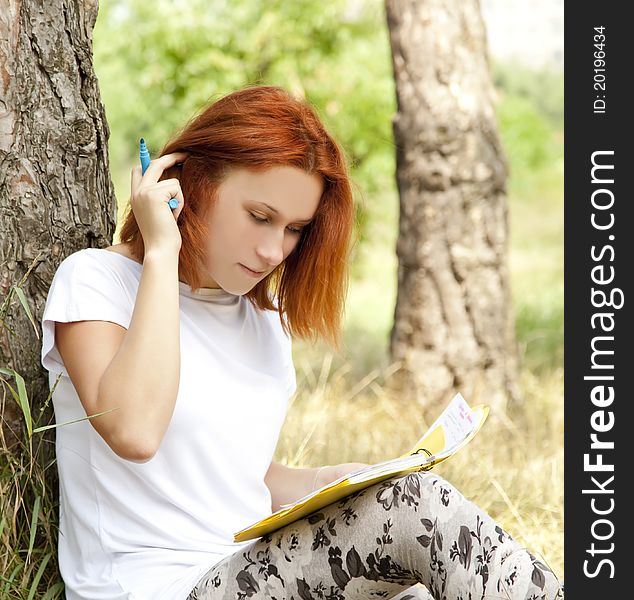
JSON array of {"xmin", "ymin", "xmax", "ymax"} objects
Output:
[
  {"xmin": 96, "ymin": 249, "xmax": 180, "ymax": 459},
  {"xmin": 55, "ymin": 152, "xmax": 188, "ymax": 462},
  {"xmin": 56, "ymin": 249, "xmax": 180, "ymax": 462}
]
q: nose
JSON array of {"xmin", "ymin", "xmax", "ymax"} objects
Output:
[{"xmin": 255, "ymin": 227, "xmax": 285, "ymax": 269}]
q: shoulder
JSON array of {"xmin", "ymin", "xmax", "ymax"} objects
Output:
[
  {"xmin": 44, "ymin": 248, "xmax": 139, "ymax": 318},
  {"xmin": 51, "ymin": 248, "xmax": 106, "ymax": 285},
  {"xmin": 52, "ymin": 248, "xmax": 138, "ymax": 287},
  {"xmin": 41, "ymin": 249, "xmax": 137, "ymax": 373},
  {"xmin": 55, "ymin": 247, "xmax": 113, "ymax": 272}
]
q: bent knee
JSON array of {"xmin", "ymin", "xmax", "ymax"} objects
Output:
[{"xmin": 363, "ymin": 471, "xmax": 468, "ymax": 517}]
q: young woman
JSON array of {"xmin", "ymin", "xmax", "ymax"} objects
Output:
[{"xmin": 41, "ymin": 86, "xmax": 561, "ymax": 600}]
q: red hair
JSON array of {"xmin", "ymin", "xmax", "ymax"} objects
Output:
[{"xmin": 118, "ymin": 85, "xmax": 357, "ymax": 351}]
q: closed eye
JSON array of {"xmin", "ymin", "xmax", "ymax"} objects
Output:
[{"xmin": 249, "ymin": 212, "xmax": 304, "ymax": 234}]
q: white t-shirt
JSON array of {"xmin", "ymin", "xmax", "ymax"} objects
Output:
[{"xmin": 40, "ymin": 248, "xmax": 296, "ymax": 600}]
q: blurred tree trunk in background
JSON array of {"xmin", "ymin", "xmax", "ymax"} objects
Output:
[
  {"xmin": 384, "ymin": 0, "xmax": 520, "ymax": 414},
  {"xmin": 0, "ymin": 1, "xmax": 115, "ymax": 457}
]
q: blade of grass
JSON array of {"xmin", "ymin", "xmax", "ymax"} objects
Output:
[
  {"xmin": 40, "ymin": 581, "xmax": 65, "ymax": 600},
  {"xmin": 26, "ymin": 496, "xmax": 41, "ymax": 564},
  {"xmin": 13, "ymin": 286, "xmax": 40, "ymax": 340},
  {"xmin": 0, "ymin": 368, "xmax": 33, "ymax": 437},
  {"xmin": 27, "ymin": 552, "xmax": 51, "ymax": 600},
  {"xmin": 32, "ymin": 408, "xmax": 119, "ymax": 434},
  {"xmin": 1, "ymin": 563, "xmax": 24, "ymax": 596}
]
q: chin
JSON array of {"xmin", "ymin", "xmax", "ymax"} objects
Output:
[
  {"xmin": 220, "ymin": 281, "xmax": 252, "ymax": 296},
  {"xmin": 214, "ymin": 270, "xmax": 262, "ymax": 296}
]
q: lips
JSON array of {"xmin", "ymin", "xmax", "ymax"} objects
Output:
[{"xmin": 239, "ymin": 264, "xmax": 266, "ymax": 276}]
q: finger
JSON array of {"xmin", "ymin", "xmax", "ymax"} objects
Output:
[
  {"xmin": 131, "ymin": 165, "xmax": 143, "ymax": 195},
  {"xmin": 153, "ymin": 180, "xmax": 184, "ymax": 205},
  {"xmin": 155, "ymin": 181, "xmax": 185, "ymax": 220},
  {"xmin": 171, "ymin": 186, "xmax": 186, "ymax": 221},
  {"xmin": 147, "ymin": 178, "xmax": 185, "ymax": 204},
  {"xmin": 142, "ymin": 152, "xmax": 190, "ymax": 184},
  {"xmin": 153, "ymin": 179, "xmax": 185, "ymax": 208}
]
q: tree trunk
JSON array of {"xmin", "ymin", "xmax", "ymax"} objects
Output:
[
  {"xmin": 384, "ymin": 0, "xmax": 520, "ymax": 414},
  {"xmin": 0, "ymin": 0, "xmax": 114, "ymax": 446}
]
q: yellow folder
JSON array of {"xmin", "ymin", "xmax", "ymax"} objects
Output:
[{"xmin": 234, "ymin": 394, "xmax": 489, "ymax": 542}]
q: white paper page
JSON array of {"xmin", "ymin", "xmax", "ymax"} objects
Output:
[{"xmin": 423, "ymin": 392, "xmax": 476, "ymax": 449}]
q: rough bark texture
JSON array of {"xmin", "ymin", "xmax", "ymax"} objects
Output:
[
  {"xmin": 0, "ymin": 0, "xmax": 114, "ymax": 448},
  {"xmin": 384, "ymin": 0, "xmax": 520, "ymax": 413}
]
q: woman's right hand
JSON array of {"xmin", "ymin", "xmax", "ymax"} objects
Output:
[{"xmin": 130, "ymin": 152, "xmax": 189, "ymax": 256}]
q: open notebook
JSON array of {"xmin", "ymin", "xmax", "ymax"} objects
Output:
[{"xmin": 234, "ymin": 393, "xmax": 489, "ymax": 542}]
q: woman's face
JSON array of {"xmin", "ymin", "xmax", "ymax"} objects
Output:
[{"xmin": 199, "ymin": 165, "xmax": 323, "ymax": 294}]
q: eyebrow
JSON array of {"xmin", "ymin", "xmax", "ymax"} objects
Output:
[{"xmin": 253, "ymin": 201, "xmax": 314, "ymax": 224}]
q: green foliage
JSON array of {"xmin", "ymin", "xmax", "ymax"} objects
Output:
[
  {"xmin": 492, "ymin": 64, "xmax": 564, "ymax": 373},
  {"xmin": 498, "ymin": 95, "xmax": 553, "ymax": 172},
  {"xmin": 495, "ymin": 92, "xmax": 563, "ymax": 198},
  {"xmin": 492, "ymin": 60, "xmax": 564, "ymax": 128},
  {"xmin": 94, "ymin": 0, "xmax": 393, "ymax": 196}
]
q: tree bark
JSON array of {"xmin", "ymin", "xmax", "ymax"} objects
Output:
[
  {"xmin": 0, "ymin": 0, "xmax": 114, "ymax": 447},
  {"xmin": 384, "ymin": 0, "xmax": 520, "ymax": 413}
]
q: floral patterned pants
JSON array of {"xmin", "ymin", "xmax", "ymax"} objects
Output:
[{"xmin": 187, "ymin": 472, "xmax": 561, "ymax": 600}]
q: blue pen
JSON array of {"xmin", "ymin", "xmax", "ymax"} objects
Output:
[{"xmin": 139, "ymin": 138, "xmax": 179, "ymax": 209}]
